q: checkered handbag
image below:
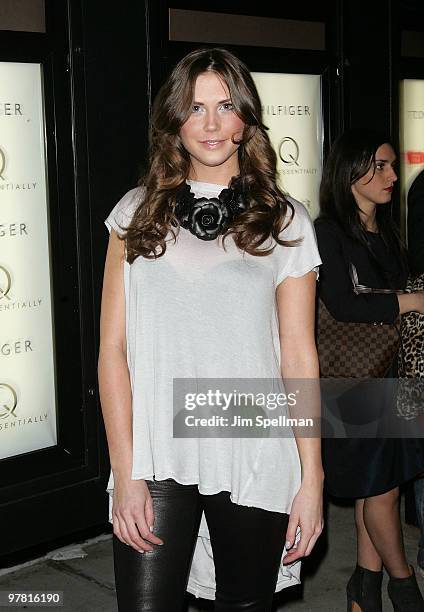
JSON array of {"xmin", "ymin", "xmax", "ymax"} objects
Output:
[{"xmin": 317, "ymin": 264, "xmax": 401, "ymax": 378}]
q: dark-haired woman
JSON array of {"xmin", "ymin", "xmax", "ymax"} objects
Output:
[
  {"xmin": 98, "ymin": 48, "xmax": 323, "ymax": 611},
  {"xmin": 315, "ymin": 128, "xmax": 424, "ymax": 612}
]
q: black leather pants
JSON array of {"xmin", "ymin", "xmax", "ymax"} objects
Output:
[{"xmin": 113, "ymin": 479, "xmax": 289, "ymax": 611}]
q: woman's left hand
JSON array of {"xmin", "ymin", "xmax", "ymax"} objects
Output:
[{"xmin": 282, "ymin": 479, "xmax": 324, "ymax": 564}]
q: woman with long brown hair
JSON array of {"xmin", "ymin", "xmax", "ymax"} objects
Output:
[{"xmin": 98, "ymin": 47, "xmax": 323, "ymax": 611}]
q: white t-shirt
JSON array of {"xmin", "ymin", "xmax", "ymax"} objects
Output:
[{"xmin": 104, "ymin": 180, "xmax": 321, "ymax": 599}]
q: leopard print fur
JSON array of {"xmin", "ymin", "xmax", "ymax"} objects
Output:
[{"xmin": 397, "ymin": 273, "xmax": 424, "ymax": 419}]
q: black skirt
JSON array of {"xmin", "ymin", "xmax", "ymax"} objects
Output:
[
  {"xmin": 323, "ymin": 437, "xmax": 424, "ymax": 499},
  {"xmin": 322, "ymin": 378, "xmax": 424, "ymax": 499}
]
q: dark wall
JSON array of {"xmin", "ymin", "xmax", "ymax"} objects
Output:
[
  {"xmin": 80, "ymin": 0, "xmax": 150, "ymax": 345},
  {"xmin": 342, "ymin": 1, "xmax": 395, "ymax": 134}
]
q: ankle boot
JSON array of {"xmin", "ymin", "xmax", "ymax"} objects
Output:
[
  {"xmin": 388, "ymin": 566, "xmax": 424, "ymax": 611},
  {"xmin": 346, "ymin": 564, "xmax": 383, "ymax": 612}
]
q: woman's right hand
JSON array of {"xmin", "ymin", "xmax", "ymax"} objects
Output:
[
  {"xmin": 112, "ymin": 478, "xmax": 164, "ymax": 552},
  {"xmin": 398, "ymin": 290, "xmax": 424, "ymax": 315}
]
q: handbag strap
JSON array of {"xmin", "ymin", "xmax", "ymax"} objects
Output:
[{"xmin": 349, "ymin": 263, "xmax": 406, "ymax": 296}]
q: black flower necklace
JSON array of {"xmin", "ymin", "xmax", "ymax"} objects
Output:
[{"xmin": 174, "ymin": 178, "xmax": 248, "ymax": 241}]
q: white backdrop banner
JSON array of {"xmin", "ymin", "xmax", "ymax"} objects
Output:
[
  {"xmin": 251, "ymin": 72, "xmax": 323, "ymax": 219},
  {"xmin": 0, "ymin": 62, "xmax": 57, "ymax": 459},
  {"xmin": 399, "ymin": 79, "xmax": 424, "ymax": 238}
]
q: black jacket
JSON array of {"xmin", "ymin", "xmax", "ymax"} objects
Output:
[{"xmin": 314, "ymin": 219, "xmax": 406, "ymax": 324}]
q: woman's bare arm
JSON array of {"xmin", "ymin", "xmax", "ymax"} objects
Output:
[
  {"xmin": 398, "ymin": 291, "xmax": 424, "ymax": 315},
  {"xmin": 98, "ymin": 230, "xmax": 132, "ymax": 479},
  {"xmin": 98, "ymin": 229, "xmax": 163, "ymax": 551},
  {"xmin": 276, "ymin": 271, "xmax": 324, "ymax": 563}
]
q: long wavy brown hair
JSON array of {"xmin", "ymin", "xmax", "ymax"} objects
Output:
[{"xmin": 124, "ymin": 47, "xmax": 299, "ymax": 262}]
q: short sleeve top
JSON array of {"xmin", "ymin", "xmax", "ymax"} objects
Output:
[
  {"xmin": 104, "ymin": 180, "xmax": 321, "ymax": 598},
  {"xmin": 105, "ymin": 180, "xmax": 321, "ymax": 511}
]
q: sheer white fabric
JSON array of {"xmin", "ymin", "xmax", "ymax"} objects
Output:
[{"xmin": 105, "ymin": 181, "xmax": 321, "ymax": 598}]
